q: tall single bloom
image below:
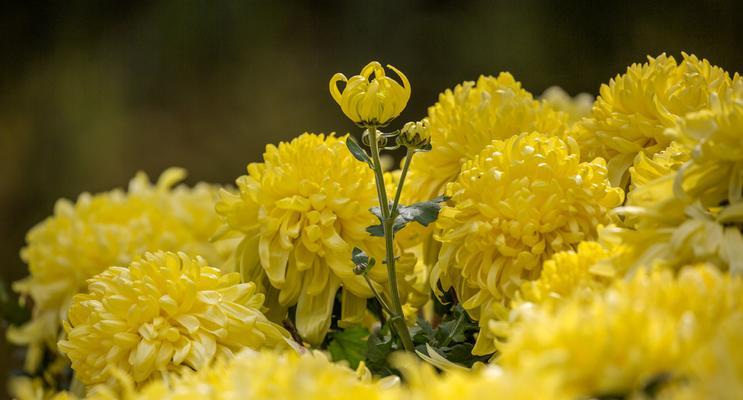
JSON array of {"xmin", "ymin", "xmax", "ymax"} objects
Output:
[
  {"xmin": 58, "ymin": 251, "xmax": 290, "ymax": 387},
  {"xmin": 8, "ymin": 168, "xmax": 232, "ymax": 374},
  {"xmin": 329, "ymin": 61, "xmax": 410, "ymax": 127},
  {"xmin": 431, "ymin": 132, "xmax": 623, "ymax": 354},
  {"xmin": 406, "ymin": 73, "xmax": 568, "ymax": 201},
  {"xmin": 216, "ymin": 133, "xmax": 417, "ymax": 344},
  {"xmin": 578, "ymin": 52, "xmax": 732, "ymax": 187}
]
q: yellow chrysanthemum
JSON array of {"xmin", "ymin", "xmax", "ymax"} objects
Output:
[
  {"xmin": 216, "ymin": 133, "xmax": 418, "ymax": 344},
  {"xmin": 58, "ymin": 251, "xmax": 290, "ymax": 387},
  {"xmin": 499, "ymin": 264, "xmax": 743, "ymax": 398},
  {"xmin": 580, "ymin": 52, "xmax": 732, "ymax": 187},
  {"xmin": 8, "ymin": 168, "xmax": 232, "ymax": 374},
  {"xmin": 406, "ymin": 73, "xmax": 569, "ymax": 201},
  {"xmin": 540, "ymin": 86, "xmax": 594, "ymax": 125},
  {"xmin": 474, "ymin": 239, "xmax": 632, "ymax": 354},
  {"xmin": 431, "ymin": 132, "xmax": 623, "ymax": 354},
  {"xmin": 329, "ymin": 61, "xmax": 410, "ymax": 127},
  {"xmin": 517, "ymin": 240, "xmax": 622, "ymax": 305},
  {"xmin": 669, "ymin": 77, "xmax": 743, "ymax": 209},
  {"xmin": 93, "ymin": 349, "xmax": 392, "ymax": 400}
]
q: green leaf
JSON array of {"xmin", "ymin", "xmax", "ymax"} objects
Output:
[
  {"xmin": 398, "ymin": 196, "xmax": 448, "ymax": 227},
  {"xmin": 346, "ymin": 137, "xmax": 372, "ymax": 168},
  {"xmin": 327, "ymin": 326, "xmax": 369, "ymax": 369},
  {"xmin": 366, "ymin": 331, "xmax": 398, "ymax": 377},
  {"xmin": 366, "ymin": 196, "xmax": 448, "ymax": 237}
]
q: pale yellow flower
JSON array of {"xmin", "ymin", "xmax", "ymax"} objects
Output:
[
  {"xmin": 499, "ymin": 264, "xmax": 743, "ymax": 398},
  {"xmin": 406, "ymin": 73, "xmax": 568, "ymax": 201},
  {"xmin": 580, "ymin": 53, "xmax": 732, "ymax": 187},
  {"xmin": 100, "ymin": 349, "xmax": 392, "ymax": 400},
  {"xmin": 329, "ymin": 61, "xmax": 410, "ymax": 127},
  {"xmin": 8, "ymin": 168, "xmax": 231, "ymax": 375},
  {"xmin": 431, "ymin": 132, "xmax": 623, "ymax": 355},
  {"xmin": 392, "ymin": 353, "xmax": 570, "ymax": 400},
  {"xmin": 540, "ymin": 86, "xmax": 594, "ymax": 125},
  {"xmin": 216, "ymin": 133, "xmax": 418, "ymax": 344},
  {"xmin": 58, "ymin": 251, "xmax": 290, "ymax": 387}
]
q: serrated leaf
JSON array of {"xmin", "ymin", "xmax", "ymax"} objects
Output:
[
  {"xmin": 327, "ymin": 326, "xmax": 369, "ymax": 369},
  {"xmin": 398, "ymin": 196, "xmax": 448, "ymax": 227},
  {"xmin": 346, "ymin": 137, "xmax": 372, "ymax": 167}
]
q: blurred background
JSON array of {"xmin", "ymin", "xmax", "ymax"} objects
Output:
[{"xmin": 1, "ymin": 0, "xmax": 741, "ymax": 395}]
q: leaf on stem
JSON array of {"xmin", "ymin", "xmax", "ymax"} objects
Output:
[
  {"xmin": 346, "ymin": 137, "xmax": 373, "ymax": 168},
  {"xmin": 366, "ymin": 196, "xmax": 449, "ymax": 237}
]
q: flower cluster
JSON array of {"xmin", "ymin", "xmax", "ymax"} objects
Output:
[
  {"xmin": 5, "ymin": 54, "xmax": 743, "ymax": 400},
  {"xmin": 8, "ymin": 168, "xmax": 231, "ymax": 377},
  {"xmin": 57, "ymin": 251, "xmax": 289, "ymax": 387},
  {"xmin": 499, "ymin": 265, "xmax": 742, "ymax": 398},
  {"xmin": 577, "ymin": 53, "xmax": 732, "ymax": 187}
]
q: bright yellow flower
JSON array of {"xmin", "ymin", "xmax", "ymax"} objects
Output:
[
  {"xmin": 216, "ymin": 133, "xmax": 418, "ymax": 344},
  {"xmin": 329, "ymin": 61, "xmax": 410, "ymax": 127},
  {"xmin": 669, "ymin": 77, "xmax": 743, "ymax": 209},
  {"xmin": 405, "ymin": 73, "xmax": 569, "ymax": 201},
  {"xmin": 518, "ymin": 240, "xmax": 622, "ymax": 305},
  {"xmin": 8, "ymin": 168, "xmax": 231, "ymax": 374},
  {"xmin": 58, "ymin": 251, "xmax": 290, "ymax": 387},
  {"xmin": 540, "ymin": 86, "xmax": 594, "ymax": 125},
  {"xmin": 499, "ymin": 264, "xmax": 743, "ymax": 398},
  {"xmin": 580, "ymin": 53, "xmax": 732, "ymax": 187},
  {"xmin": 431, "ymin": 132, "xmax": 623, "ymax": 355},
  {"xmin": 102, "ymin": 349, "xmax": 392, "ymax": 400}
]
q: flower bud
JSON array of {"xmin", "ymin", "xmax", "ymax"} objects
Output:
[
  {"xmin": 329, "ymin": 61, "xmax": 411, "ymax": 127},
  {"xmin": 397, "ymin": 118, "xmax": 431, "ymax": 149}
]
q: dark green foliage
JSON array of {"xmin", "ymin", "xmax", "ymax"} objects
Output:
[{"xmin": 327, "ymin": 326, "xmax": 370, "ymax": 369}]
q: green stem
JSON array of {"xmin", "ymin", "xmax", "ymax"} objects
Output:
[
  {"xmin": 391, "ymin": 149, "xmax": 414, "ymax": 214},
  {"xmin": 363, "ymin": 274, "xmax": 393, "ymax": 316},
  {"xmin": 367, "ymin": 126, "xmax": 414, "ymax": 351}
]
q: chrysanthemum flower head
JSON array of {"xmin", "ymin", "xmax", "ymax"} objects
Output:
[
  {"xmin": 405, "ymin": 73, "xmax": 569, "ymax": 201},
  {"xmin": 216, "ymin": 133, "xmax": 418, "ymax": 344},
  {"xmin": 580, "ymin": 52, "xmax": 732, "ymax": 187},
  {"xmin": 669, "ymin": 77, "xmax": 743, "ymax": 208},
  {"xmin": 8, "ymin": 168, "xmax": 231, "ymax": 373},
  {"xmin": 329, "ymin": 61, "xmax": 410, "ymax": 127},
  {"xmin": 58, "ymin": 251, "xmax": 290, "ymax": 387},
  {"xmin": 431, "ymin": 132, "xmax": 623, "ymax": 354},
  {"xmin": 518, "ymin": 240, "xmax": 623, "ymax": 305},
  {"xmin": 499, "ymin": 264, "xmax": 743, "ymax": 398}
]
